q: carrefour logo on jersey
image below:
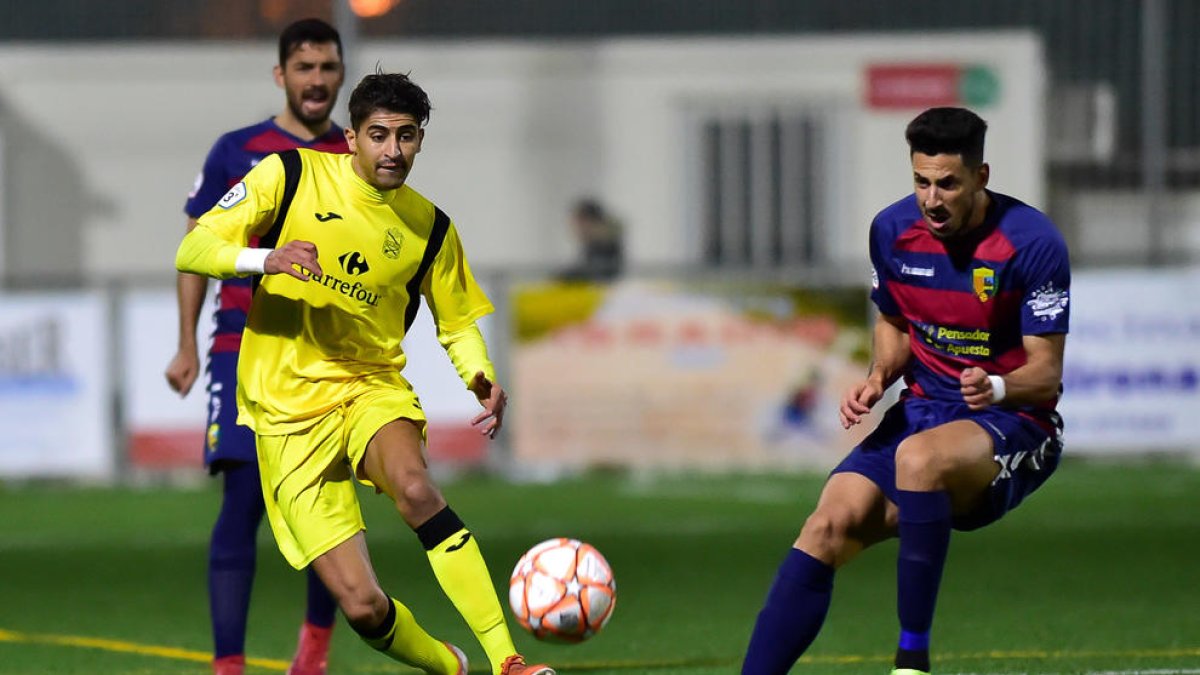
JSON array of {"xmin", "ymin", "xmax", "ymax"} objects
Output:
[
  {"xmin": 338, "ymin": 251, "xmax": 370, "ymax": 275},
  {"xmin": 309, "ymin": 250, "xmax": 380, "ymax": 306}
]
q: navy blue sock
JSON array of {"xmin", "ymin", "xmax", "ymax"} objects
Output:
[
  {"xmin": 304, "ymin": 566, "xmax": 338, "ymax": 628},
  {"xmin": 742, "ymin": 548, "xmax": 834, "ymax": 675},
  {"xmin": 209, "ymin": 462, "xmax": 266, "ymax": 658},
  {"xmin": 895, "ymin": 489, "xmax": 952, "ymax": 671}
]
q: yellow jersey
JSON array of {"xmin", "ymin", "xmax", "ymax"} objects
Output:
[{"xmin": 177, "ymin": 149, "xmax": 494, "ymax": 434}]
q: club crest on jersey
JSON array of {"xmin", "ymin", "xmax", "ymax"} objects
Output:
[
  {"xmin": 972, "ymin": 266, "xmax": 996, "ymax": 302},
  {"xmin": 217, "ymin": 182, "xmax": 247, "ymax": 209},
  {"xmin": 206, "ymin": 423, "xmax": 220, "ymax": 453},
  {"xmin": 383, "ymin": 228, "xmax": 403, "ymax": 259}
]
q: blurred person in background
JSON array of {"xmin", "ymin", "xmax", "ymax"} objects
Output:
[
  {"xmin": 742, "ymin": 107, "xmax": 1070, "ymax": 675},
  {"xmin": 164, "ymin": 18, "xmax": 347, "ymax": 675},
  {"xmin": 558, "ymin": 197, "xmax": 624, "ymax": 282},
  {"xmin": 175, "ymin": 70, "xmax": 554, "ymax": 675}
]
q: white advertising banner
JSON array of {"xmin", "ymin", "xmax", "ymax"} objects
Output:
[
  {"xmin": 1059, "ymin": 269, "xmax": 1200, "ymax": 453},
  {"xmin": 0, "ymin": 291, "xmax": 112, "ymax": 478},
  {"xmin": 123, "ymin": 288, "xmax": 213, "ymax": 469}
]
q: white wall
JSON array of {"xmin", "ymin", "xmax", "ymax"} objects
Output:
[
  {"xmin": 1066, "ymin": 190, "xmax": 1200, "ymax": 262},
  {"xmin": 591, "ymin": 33, "xmax": 1044, "ymax": 266},
  {"xmin": 0, "ymin": 33, "xmax": 1044, "ymax": 280}
]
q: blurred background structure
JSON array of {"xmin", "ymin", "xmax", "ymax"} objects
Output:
[
  {"xmin": 0, "ymin": 0, "xmax": 1195, "ymax": 481},
  {"xmin": 2, "ymin": 4, "xmax": 1200, "ymax": 675}
]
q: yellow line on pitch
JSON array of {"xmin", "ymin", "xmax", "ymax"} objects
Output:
[
  {"xmin": 518, "ymin": 646, "xmax": 1200, "ymax": 670},
  {"xmin": 949, "ymin": 647, "xmax": 1200, "ymax": 661},
  {"xmin": 0, "ymin": 628, "xmax": 289, "ymax": 671},
  {"xmin": 1, "ymin": 626, "xmax": 1199, "ymax": 672}
]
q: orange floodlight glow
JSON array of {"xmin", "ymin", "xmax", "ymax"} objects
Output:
[{"xmin": 349, "ymin": 0, "xmax": 400, "ymax": 18}]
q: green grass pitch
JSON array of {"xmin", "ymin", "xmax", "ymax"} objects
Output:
[{"xmin": 0, "ymin": 458, "xmax": 1197, "ymax": 674}]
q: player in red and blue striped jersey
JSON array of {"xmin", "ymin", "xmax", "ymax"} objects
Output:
[
  {"xmin": 743, "ymin": 107, "xmax": 1070, "ymax": 675},
  {"xmin": 164, "ymin": 18, "xmax": 348, "ymax": 675}
]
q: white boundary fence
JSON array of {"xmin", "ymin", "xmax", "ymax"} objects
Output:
[{"xmin": 0, "ymin": 269, "xmax": 1194, "ymax": 481}]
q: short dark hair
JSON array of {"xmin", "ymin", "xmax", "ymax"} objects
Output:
[
  {"xmin": 348, "ymin": 71, "xmax": 433, "ymax": 131},
  {"xmin": 905, "ymin": 107, "xmax": 988, "ymax": 167},
  {"xmin": 278, "ymin": 18, "xmax": 343, "ymax": 67},
  {"xmin": 574, "ymin": 198, "xmax": 606, "ymax": 222}
]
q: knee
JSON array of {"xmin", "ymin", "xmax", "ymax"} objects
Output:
[
  {"xmin": 391, "ymin": 472, "xmax": 446, "ymax": 524},
  {"xmin": 798, "ymin": 508, "xmax": 856, "ymax": 561},
  {"xmin": 209, "ymin": 519, "xmax": 258, "ymax": 564},
  {"xmin": 212, "ymin": 494, "xmax": 264, "ymax": 546},
  {"xmin": 338, "ymin": 584, "xmax": 390, "ymax": 629},
  {"xmin": 894, "ymin": 438, "xmax": 948, "ymax": 488}
]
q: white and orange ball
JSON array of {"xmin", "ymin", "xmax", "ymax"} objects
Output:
[{"xmin": 508, "ymin": 537, "xmax": 616, "ymax": 642}]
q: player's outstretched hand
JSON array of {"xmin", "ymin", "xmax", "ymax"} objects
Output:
[
  {"xmin": 468, "ymin": 371, "xmax": 508, "ymax": 438},
  {"xmin": 960, "ymin": 366, "xmax": 995, "ymax": 410},
  {"xmin": 265, "ymin": 240, "xmax": 322, "ymax": 280},
  {"xmin": 165, "ymin": 347, "xmax": 199, "ymax": 396},
  {"xmin": 839, "ymin": 379, "xmax": 884, "ymax": 429}
]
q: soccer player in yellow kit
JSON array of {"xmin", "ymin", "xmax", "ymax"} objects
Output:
[{"xmin": 175, "ymin": 71, "xmax": 554, "ymax": 675}]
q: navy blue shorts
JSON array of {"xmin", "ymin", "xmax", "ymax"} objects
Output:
[
  {"xmin": 203, "ymin": 351, "xmax": 256, "ymax": 473},
  {"xmin": 832, "ymin": 395, "xmax": 1063, "ymax": 531}
]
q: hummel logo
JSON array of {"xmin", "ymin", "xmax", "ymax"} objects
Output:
[
  {"xmin": 315, "ymin": 211, "xmax": 343, "ymax": 222},
  {"xmin": 900, "ymin": 262, "xmax": 935, "ymax": 278},
  {"xmin": 445, "ymin": 532, "xmax": 473, "ymax": 552}
]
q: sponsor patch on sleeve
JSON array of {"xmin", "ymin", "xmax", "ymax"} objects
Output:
[
  {"xmin": 1027, "ymin": 282, "xmax": 1069, "ymax": 321},
  {"xmin": 188, "ymin": 172, "xmax": 203, "ymax": 200},
  {"xmin": 217, "ymin": 182, "xmax": 247, "ymax": 209}
]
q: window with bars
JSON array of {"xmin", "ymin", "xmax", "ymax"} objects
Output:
[{"xmin": 689, "ymin": 107, "xmax": 834, "ymax": 269}]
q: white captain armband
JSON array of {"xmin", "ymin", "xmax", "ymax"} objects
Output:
[
  {"xmin": 235, "ymin": 248, "xmax": 272, "ymax": 274},
  {"xmin": 988, "ymin": 375, "xmax": 1007, "ymax": 403}
]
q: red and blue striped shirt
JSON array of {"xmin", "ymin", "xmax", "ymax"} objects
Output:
[
  {"xmin": 869, "ymin": 190, "xmax": 1071, "ymax": 420},
  {"xmin": 184, "ymin": 119, "xmax": 347, "ymax": 354}
]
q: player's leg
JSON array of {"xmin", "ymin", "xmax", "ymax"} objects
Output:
[
  {"xmin": 890, "ymin": 418, "xmax": 1000, "ymax": 674},
  {"xmin": 309, "ymin": 533, "xmax": 466, "ymax": 674},
  {"xmin": 889, "ymin": 409, "xmax": 1062, "ymax": 675},
  {"xmin": 285, "ymin": 566, "xmax": 339, "ymax": 675},
  {"xmin": 357, "ymin": 417, "xmax": 552, "ymax": 675},
  {"xmin": 744, "ymin": 398, "xmax": 916, "ymax": 675},
  {"xmin": 209, "ymin": 461, "xmax": 264, "ymax": 675},
  {"xmin": 204, "ymin": 349, "xmax": 265, "ymax": 675},
  {"xmin": 204, "ymin": 351, "xmax": 338, "ymax": 675},
  {"xmin": 743, "ymin": 471, "xmax": 895, "ymax": 675},
  {"xmin": 256, "ymin": 420, "xmax": 463, "ymax": 675}
]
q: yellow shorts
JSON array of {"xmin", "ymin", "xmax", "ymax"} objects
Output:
[{"xmin": 255, "ymin": 386, "xmax": 426, "ymax": 569}]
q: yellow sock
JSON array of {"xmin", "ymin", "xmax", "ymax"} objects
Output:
[
  {"xmin": 427, "ymin": 527, "xmax": 517, "ymax": 675},
  {"xmin": 358, "ymin": 598, "xmax": 460, "ymax": 674}
]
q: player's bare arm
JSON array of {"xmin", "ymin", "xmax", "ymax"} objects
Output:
[
  {"xmin": 841, "ymin": 312, "xmax": 911, "ymax": 428},
  {"xmin": 468, "ymin": 371, "xmax": 507, "ymax": 438},
  {"xmin": 960, "ymin": 332, "xmax": 1066, "ymax": 410},
  {"xmin": 165, "ymin": 217, "xmax": 207, "ymax": 396},
  {"xmin": 265, "ymin": 240, "xmax": 323, "ymax": 280}
]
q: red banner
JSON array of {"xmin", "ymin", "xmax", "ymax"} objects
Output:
[{"xmin": 865, "ymin": 64, "xmax": 961, "ymax": 109}]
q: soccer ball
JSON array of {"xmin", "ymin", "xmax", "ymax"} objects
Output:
[{"xmin": 508, "ymin": 537, "xmax": 616, "ymax": 642}]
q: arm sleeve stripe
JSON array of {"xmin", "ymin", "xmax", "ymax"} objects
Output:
[
  {"xmin": 252, "ymin": 149, "xmax": 303, "ymax": 297},
  {"xmin": 403, "ymin": 207, "xmax": 451, "ymax": 333}
]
